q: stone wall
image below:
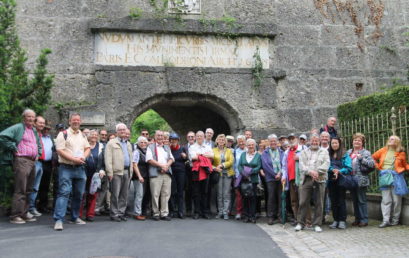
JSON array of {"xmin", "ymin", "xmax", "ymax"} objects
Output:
[{"xmin": 15, "ymin": 0, "xmax": 409, "ymax": 138}]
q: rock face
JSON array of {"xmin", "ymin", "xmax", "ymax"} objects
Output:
[{"xmin": 15, "ymin": 0, "xmax": 409, "ymax": 138}]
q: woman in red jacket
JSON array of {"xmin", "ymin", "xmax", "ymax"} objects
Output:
[{"xmin": 373, "ymin": 135, "xmax": 409, "ymax": 228}]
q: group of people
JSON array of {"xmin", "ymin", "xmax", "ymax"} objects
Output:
[{"xmin": 1, "ymin": 111, "xmax": 408, "ymax": 232}]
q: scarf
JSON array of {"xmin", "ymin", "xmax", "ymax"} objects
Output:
[
  {"xmin": 170, "ymin": 144, "xmax": 180, "ymax": 151},
  {"xmin": 269, "ymin": 148, "xmax": 281, "ymax": 174}
]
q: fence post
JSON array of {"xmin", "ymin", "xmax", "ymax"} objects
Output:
[{"xmin": 390, "ymin": 107, "xmax": 397, "ymax": 135}]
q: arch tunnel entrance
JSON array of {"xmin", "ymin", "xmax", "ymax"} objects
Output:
[{"xmin": 128, "ymin": 92, "xmax": 243, "ymax": 140}]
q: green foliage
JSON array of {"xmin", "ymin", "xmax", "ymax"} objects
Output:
[
  {"xmin": 130, "ymin": 109, "xmax": 171, "ymax": 143},
  {"xmin": 198, "ymin": 14, "xmax": 242, "ymax": 39},
  {"xmin": 252, "ymin": 46, "xmax": 263, "ymax": 90},
  {"xmin": 337, "ymin": 85, "xmax": 409, "ymax": 121},
  {"xmin": 0, "ymin": 0, "xmax": 53, "ymax": 208},
  {"xmin": 379, "ymin": 45, "xmax": 397, "ymax": 54},
  {"xmin": 0, "ymin": 165, "xmax": 13, "ymax": 209},
  {"xmin": 0, "ymin": 0, "xmax": 54, "ymax": 131},
  {"xmin": 129, "ymin": 7, "xmax": 143, "ymax": 19}
]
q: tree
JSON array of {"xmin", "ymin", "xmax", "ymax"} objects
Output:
[
  {"xmin": 0, "ymin": 0, "xmax": 53, "ymax": 131},
  {"xmin": 0, "ymin": 0, "xmax": 53, "ymax": 210},
  {"xmin": 130, "ymin": 109, "xmax": 171, "ymax": 143}
]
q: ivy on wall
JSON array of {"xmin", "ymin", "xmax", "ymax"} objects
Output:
[{"xmin": 337, "ymin": 85, "xmax": 409, "ymax": 121}]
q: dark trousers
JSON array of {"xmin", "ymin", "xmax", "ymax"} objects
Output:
[
  {"xmin": 243, "ymin": 183, "xmax": 257, "ymax": 219},
  {"xmin": 142, "ymin": 177, "xmax": 151, "ymax": 216},
  {"xmin": 257, "ymin": 175, "xmax": 268, "ymax": 214},
  {"xmin": 38, "ymin": 161, "xmax": 53, "ymax": 211},
  {"xmin": 289, "ymin": 180, "xmax": 299, "ymax": 219},
  {"xmin": 96, "ymin": 175, "xmax": 110, "ymax": 212},
  {"xmin": 185, "ymin": 167, "xmax": 193, "ymax": 214},
  {"xmin": 266, "ymin": 180, "xmax": 282, "ymax": 219},
  {"xmin": 192, "ymin": 178, "xmax": 209, "ymax": 216},
  {"xmin": 328, "ymin": 180, "xmax": 347, "ymax": 222},
  {"xmin": 169, "ymin": 172, "xmax": 186, "ymax": 215},
  {"xmin": 351, "ymin": 186, "xmax": 368, "ymax": 223},
  {"xmin": 11, "ymin": 157, "xmax": 36, "ymax": 219}
]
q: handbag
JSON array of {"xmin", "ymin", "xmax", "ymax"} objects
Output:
[
  {"xmin": 240, "ymin": 179, "xmax": 254, "ymax": 197},
  {"xmin": 379, "ymin": 172, "xmax": 394, "ymax": 188},
  {"xmin": 337, "ymin": 173, "xmax": 358, "ymax": 190}
]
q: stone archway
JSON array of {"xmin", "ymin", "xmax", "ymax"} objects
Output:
[{"xmin": 125, "ymin": 92, "xmax": 244, "ymax": 137}]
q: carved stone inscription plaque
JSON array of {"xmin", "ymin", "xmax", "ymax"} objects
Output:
[{"xmin": 94, "ymin": 32, "xmax": 269, "ymax": 69}]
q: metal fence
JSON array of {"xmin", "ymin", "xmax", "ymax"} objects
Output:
[{"xmin": 339, "ymin": 107, "xmax": 409, "ymax": 193}]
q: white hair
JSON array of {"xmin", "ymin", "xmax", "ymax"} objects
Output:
[
  {"xmin": 115, "ymin": 123, "xmax": 127, "ymax": 132},
  {"xmin": 236, "ymin": 135, "xmax": 246, "ymax": 141},
  {"xmin": 196, "ymin": 130, "xmax": 204, "ymax": 136},
  {"xmin": 22, "ymin": 108, "xmax": 35, "ymax": 117},
  {"xmin": 137, "ymin": 136, "xmax": 148, "ymax": 144},
  {"xmin": 310, "ymin": 133, "xmax": 320, "ymax": 140},
  {"xmin": 246, "ymin": 138, "xmax": 257, "ymax": 146},
  {"xmin": 205, "ymin": 128, "xmax": 214, "ymax": 134},
  {"xmin": 267, "ymin": 134, "xmax": 278, "ymax": 140},
  {"xmin": 320, "ymin": 131, "xmax": 330, "ymax": 137}
]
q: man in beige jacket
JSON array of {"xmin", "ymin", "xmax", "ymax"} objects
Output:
[{"xmin": 105, "ymin": 123, "xmax": 133, "ymax": 222}]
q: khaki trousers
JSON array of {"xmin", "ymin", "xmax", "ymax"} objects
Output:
[
  {"xmin": 298, "ymin": 176, "xmax": 325, "ymax": 226},
  {"xmin": 381, "ymin": 186, "xmax": 402, "ymax": 224},
  {"xmin": 150, "ymin": 173, "xmax": 172, "ymax": 217}
]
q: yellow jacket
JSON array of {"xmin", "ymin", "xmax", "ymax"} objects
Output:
[{"xmin": 212, "ymin": 147, "xmax": 235, "ymax": 177}]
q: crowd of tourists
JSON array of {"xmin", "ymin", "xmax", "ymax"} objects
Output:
[{"xmin": 0, "ymin": 110, "xmax": 408, "ymax": 232}]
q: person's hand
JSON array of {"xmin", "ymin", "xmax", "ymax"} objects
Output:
[
  {"xmin": 332, "ymin": 169, "xmax": 339, "ymax": 180},
  {"xmin": 108, "ymin": 176, "xmax": 113, "ymax": 181},
  {"xmin": 357, "ymin": 154, "xmax": 362, "ymax": 160},
  {"xmin": 309, "ymin": 170, "xmax": 318, "ymax": 180},
  {"xmin": 281, "ymin": 177, "xmax": 286, "ymax": 184},
  {"xmin": 99, "ymin": 171, "xmax": 106, "ymax": 178},
  {"xmin": 139, "ymin": 177, "xmax": 144, "ymax": 183},
  {"xmin": 72, "ymin": 157, "xmax": 85, "ymax": 165},
  {"xmin": 181, "ymin": 153, "xmax": 187, "ymax": 159},
  {"xmin": 161, "ymin": 164, "xmax": 169, "ymax": 172},
  {"xmin": 275, "ymin": 173, "xmax": 281, "ymax": 179},
  {"xmin": 293, "ymin": 155, "xmax": 299, "ymax": 161},
  {"xmin": 260, "ymin": 169, "xmax": 265, "ymax": 177}
]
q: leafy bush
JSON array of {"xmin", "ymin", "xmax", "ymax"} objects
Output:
[{"xmin": 337, "ymin": 85, "xmax": 409, "ymax": 121}]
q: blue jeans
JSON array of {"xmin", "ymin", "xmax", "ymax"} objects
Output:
[
  {"xmin": 351, "ymin": 186, "xmax": 368, "ymax": 223},
  {"xmin": 29, "ymin": 161, "xmax": 43, "ymax": 211},
  {"xmin": 53, "ymin": 165, "xmax": 86, "ymax": 222}
]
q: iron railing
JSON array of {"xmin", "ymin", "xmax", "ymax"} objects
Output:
[{"xmin": 339, "ymin": 107, "xmax": 409, "ymax": 193}]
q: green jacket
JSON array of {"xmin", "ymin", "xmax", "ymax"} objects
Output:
[
  {"xmin": 238, "ymin": 151, "xmax": 262, "ymax": 184},
  {"xmin": 0, "ymin": 123, "xmax": 42, "ymax": 165}
]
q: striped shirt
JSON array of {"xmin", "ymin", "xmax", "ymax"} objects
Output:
[{"xmin": 16, "ymin": 126, "xmax": 38, "ymax": 158}]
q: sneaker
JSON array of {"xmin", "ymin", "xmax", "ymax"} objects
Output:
[
  {"xmin": 26, "ymin": 212, "xmax": 34, "ymax": 219},
  {"xmin": 223, "ymin": 214, "xmax": 229, "ymax": 220},
  {"xmin": 379, "ymin": 222, "xmax": 390, "ymax": 228},
  {"xmin": 10, "ymin": 217, "xmax": 26, "ymax": 224},
  {"xmin": 294, "ymin": 223, "xmax": 303, "ymax": 231},
  {"xmin": 338, "ymin": 221, "xmax": 346, "ymax": 229},
  {"xmin": 29, "ymin": 209, "xmax": 42, "ymax": 217},
  {"xmin": 314, "ymin": 226, "xmax": 323, "ymax": 233},
  {"xmin": 85, "ymin": 217, "xmax": 95, "ymax": 222},
  {"xmin": 329, "ymin": 221, "xmax": 338, "ymax": 229},
  {"xmin": 54, "ymin": 220, "xmax": 63, "ymax": 231},
  {"xmin": 215, "ymin": 214, "xmax": 222, "ymax": 219},
  {"xmin": 390, "ymin": 222, "xmax": 399, "ymax": 226},
  {"xmin": 235, "ymin": 214, "xmax": 241, "ymax": 220},
  {"xmin": 69, "ymin": 218, "xmax": 86, "ymax": 225}
]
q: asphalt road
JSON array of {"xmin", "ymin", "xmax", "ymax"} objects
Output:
[{"xmin": 0, "ymin": 215, "xmax": 286, "ymax": 258}]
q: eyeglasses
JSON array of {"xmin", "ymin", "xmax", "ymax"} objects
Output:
[{"xmin": 188, "ymin": 136, "xmax": 195, "ymax": 138}]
